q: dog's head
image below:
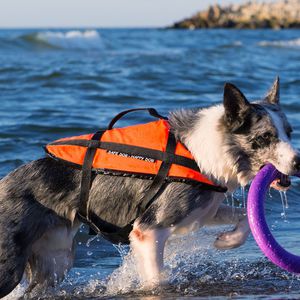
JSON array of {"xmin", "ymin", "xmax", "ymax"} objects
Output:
[{"xmin": 223, "ymin": 77, "xmax": 299, "ymax": 185}]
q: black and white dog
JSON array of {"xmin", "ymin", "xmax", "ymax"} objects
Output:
[{"xmin": 0, "ymin": 78, "xmax": 299, "ymax": 298}]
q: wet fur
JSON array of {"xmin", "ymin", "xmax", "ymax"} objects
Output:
[{"xmin": 0, "ymin": 78, "xmax": 299, "ymax": 297}]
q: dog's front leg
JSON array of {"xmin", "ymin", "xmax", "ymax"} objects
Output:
[
  {"xmin": 129, "ymin": 223, "xmax": 170, "ymax": 288},
  {"xmin": 206, "ymin": 204, "xmax": 250, "ymax": 250}
]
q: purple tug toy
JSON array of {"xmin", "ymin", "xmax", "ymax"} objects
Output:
[{"xmin": 247, "ymin": 163, "xmax": 300, "ymax": 273}]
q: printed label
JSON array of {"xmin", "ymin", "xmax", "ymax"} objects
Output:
[{"xmin": 107, "ymin": 150, "xmax": 155, "ymax": 163}]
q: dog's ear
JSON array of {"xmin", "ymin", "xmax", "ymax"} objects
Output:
[
  {"xmin": 264, "ymin": 76, "xmax": 280, "ymax": 105},
  {"xmin": 223, "ymin": 83, "xmax": 251, "ymax": 132}
]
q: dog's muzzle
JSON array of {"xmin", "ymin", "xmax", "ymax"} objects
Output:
[{"xmin": 271, "ymin": 174, "xmax": 291, "ymax": 191}]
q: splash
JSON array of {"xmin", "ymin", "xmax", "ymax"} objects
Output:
[
  {"xmin": 112, "ymin": 243, "xmax": 130, "ymax": 261},
  {"xmin": 230, "ymin": 193, "xmax": 236, "ymax": 215},
  {"xmin": 279, "ymin": 190, "xmax": 289, "ymax": 221},
  {"xmin": 240, "ymin": 186, "xmax": 246, "ymax": 210},
  {"xmin": 4, "ymin": 229, "xmax": 300, "ymax": 299},
  {"xmin": 86, "ymin": 234, "xmax": 99, "ymax": 248},
  {"xmin": 79, "ymin": 229, "xmax": 300, "ymax": 298},
  {"xmin": 105, "ymin": 247, "xmax": 140, "ymax": 295},
  {"xmin": 224, "ymin": 192, "xmax": 229, "ymax": 206},
  {"xmin": 283, "ymin": 191, "xmax": 289, "ymax": 209},
  {"xmin": 226, "ymin": 187, "xmax": 247, "ymax": 216}
]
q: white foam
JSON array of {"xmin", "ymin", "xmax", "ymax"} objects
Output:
[
  {"xmin": 103, "ymin": 229, "xmax": 219, "ymax": 295},
  {"xmin": 35, "ymin": 30, "xmax": 102, "ymax": 49},
  {"xmin": 259, "ymin": 38, "xmax": 300, "ymax": 48}
]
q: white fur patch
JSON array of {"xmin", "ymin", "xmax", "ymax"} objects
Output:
[{"xmin": 185, "ymin": 105, "xmax": 238, "ymax": 188}]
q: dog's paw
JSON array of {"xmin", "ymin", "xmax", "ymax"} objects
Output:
[{"xmin": 213, "ymin": 228, "xmax": 248, "ymax": 250}]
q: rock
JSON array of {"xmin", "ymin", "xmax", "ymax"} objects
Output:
[{"xmin": 170, "ymin": 0, "xmax": 300, "ymax": 29}]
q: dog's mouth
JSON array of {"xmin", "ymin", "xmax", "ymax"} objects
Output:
[
  {"xmin": 271, "ymin": 175, "xmax": 291, "ymax": 191},
  {"xmin": 259, "ymin": 164, "xmax": 291, "ymax": 191}
]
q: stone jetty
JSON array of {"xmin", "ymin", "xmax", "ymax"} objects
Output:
[{"xmin": 171, "ymin": 0, "xmax": 300, "ymax": 29}]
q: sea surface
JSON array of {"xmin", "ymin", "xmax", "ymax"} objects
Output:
[{"xmin": 1, "ymin": 28, "xmax": 300, "ymax": 299}]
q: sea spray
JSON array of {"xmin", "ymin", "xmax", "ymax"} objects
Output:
[
  {"xmin": 283, "ymin": 191, "xmax": 289, "ymax": 209},
  {"xmin": 86, "ymin": 234, "xmax": 99, "ymax": 248},
  {"xmin": 224, "ymin": 193, "xmax": 229, "ymax": 206},
  {"xmin": 240, "ymin": 186, "xmax": 246, "ymax": 210},
  {"xmin": 279, "ymin": 190, "xmax": 289, "ymax": 221},
  {"xmin": 106, "ymin": 247, "xmax": 139, "ymax": 294},
  {"xmin": 230, "ymin": 193, "xmax": 235, "ymax": 215},
  {"xmin": 227, "ymin": 188, "xmax": 247, "ymax": 217}
]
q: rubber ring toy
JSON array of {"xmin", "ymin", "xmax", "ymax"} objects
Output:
[{"xmin": 247, "ymin": 163, "xmax": 300, "ymax": 273}]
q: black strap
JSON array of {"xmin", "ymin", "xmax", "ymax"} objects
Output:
[
  {"xmin": 107, "ymin": 108, "xmax": 167, "ymax": 130},
  {"xmin": 49, "ymin": 137, "xmax": 227, "ymax": 193},
  {"xmin": 84, "ymin": 132, "xmax": 177, "ymax": 241},
  {"xmin": 50, "ymin": 139, "xmax": 200, "ymax": 172},
  {"xmin": 77, "ymin": 130, "xmax": 105, "ymax": 222},
  {"xmin": 138, "ymin": 131, "xmax": 177, "ymax": 213},
  {"xmin": 86, "ymin": 212, "xmax": 133, "ymax": 244},
  {"xmin": 76, "ymin": 107, "xmax": 165, "ymax": 226}
]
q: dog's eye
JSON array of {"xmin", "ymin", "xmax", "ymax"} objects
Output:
[
  {"xmin": 252, "ymin": 136, "xmax": 264, "ymax": 149},
  {"xmin": 257, "ymin": 136, "xmax": 265, "ymax": 145},
  {"xmin": 252, "ymin": 134, "xmax": 272, "ymax": 149},
  {"xmin": 262, "ymin": 132, "xmax": 272, "ymax": 140}
]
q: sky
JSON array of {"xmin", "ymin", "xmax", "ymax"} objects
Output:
[{"xmin": 0, "ymin": 0, "xmax": 254, "ymax": 28}]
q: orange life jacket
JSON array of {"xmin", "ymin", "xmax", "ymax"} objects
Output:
[
  {"xmin": 45, "ymin": 108, "xmax": 226, "ymax": 244},
  {"xmin": 45, "ymin": 117, "xmax": 225, "ymax": 192}
]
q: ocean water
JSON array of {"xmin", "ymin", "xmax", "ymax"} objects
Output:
[{"xmin": 1, "ymin": 28, "xmax": 300, "ymax": 299}]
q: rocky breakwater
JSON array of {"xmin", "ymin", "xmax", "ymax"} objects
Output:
[{"xmin": 171, "ymin": 0, "xmax": 300, "ymax": 29}]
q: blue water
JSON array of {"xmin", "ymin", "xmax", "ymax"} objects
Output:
[{"xmin": 1, "ymin": 28, "xmax": 300, "ymax": 299}]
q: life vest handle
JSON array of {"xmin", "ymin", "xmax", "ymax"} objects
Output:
[{"xmin": 107, "ymin": 108, "xmax": 168, "ymax": 130}]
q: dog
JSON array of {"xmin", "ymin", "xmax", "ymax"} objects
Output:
[{"xmin": 0, "ymin": 77, "xmax": 299, "ymax": 298}]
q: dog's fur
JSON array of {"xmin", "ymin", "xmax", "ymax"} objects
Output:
[{"xmin": 0, "ymin": 78, "xmax": 299, "ymax": 298}]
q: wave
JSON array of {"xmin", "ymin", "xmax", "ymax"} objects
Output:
[
  {"xmin": 20, "ymin": 30, "xmax": 102, "ymax": 50},
  {"xmin": 258, "ymin": 37, "xmax": 300, "ymax": 48}
]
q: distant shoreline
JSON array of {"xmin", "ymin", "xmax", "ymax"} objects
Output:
[{"xmin": 169, "ymin": 0, "xmax": 300, "ymax": 29}]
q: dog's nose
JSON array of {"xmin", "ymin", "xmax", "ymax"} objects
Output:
[{"xmin": 292, "ymin": 156, "xmax": 300, "ymax": 172}]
